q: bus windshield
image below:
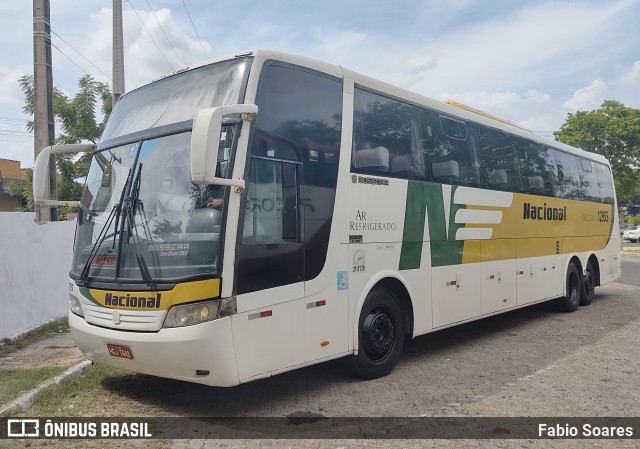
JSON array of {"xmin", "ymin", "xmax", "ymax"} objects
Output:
[
  {"xmin": 71, "ymin": 58, "xmax": 250, "ymax": 284},
  {"xmin": 101, "ymin": 59, "xmax": 249, "ymax": 142},
  {"xmin": 71, "ymin": 128, "xmax": 235, "ymax": 282}
]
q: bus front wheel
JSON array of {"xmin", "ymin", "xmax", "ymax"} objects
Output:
[
  {"xmin": 351, "ymin": 287, "xmax": 405, "ymax": 380},
  {"xmin": 557, "ymin": 262, "xmax": 581, "ymax": 312}
]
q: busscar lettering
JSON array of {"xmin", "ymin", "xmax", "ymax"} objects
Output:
[
  {"xmin": 104, "ymin": 292, "xmax": 162, "ymax": 309},
  {"xmin": 148, "ymin": 243, "xmax": 190, "ymax": 257},
  {"xmin": 523, "ymin": 202, "xmax": 566, "ymax": 221}
]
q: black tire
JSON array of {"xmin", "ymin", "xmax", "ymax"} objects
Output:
[
  {"xmin": 350, "ymin": 287, "xmax": 405, "ymax": 380},
  {"xmin": 557, "ymin": 262, "xmax": 581, "ymax": 312},
  {"xmin": 631, "ymin": 239, "xmax": 638, "ymax": 243},
  {"xmin": 580, "ymin": 260, "xmax": 596, "ymax": 306}
]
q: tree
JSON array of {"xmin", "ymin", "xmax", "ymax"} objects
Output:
[
  {"xmin": 10, "ymin": 75, "xmax": 112, "ymax": 218},
  {"xmin": 6, "ymin": 168, "xmax": 34, "ymax": 212},
  {"xmin": 554, "ymin": 100, "xmax": 640, "ymax": 204}
]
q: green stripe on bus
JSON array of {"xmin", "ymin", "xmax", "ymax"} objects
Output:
[{"xmin": 399, "ymin": 182, "xmax": 466, "ymax": 269}]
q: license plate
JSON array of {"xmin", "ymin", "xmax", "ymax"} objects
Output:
[{"xmin": 106, "ymin": 343, "xmax": 133, "ymax": 360}]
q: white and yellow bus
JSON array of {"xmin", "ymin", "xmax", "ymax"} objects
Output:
[{"xmin": 34, "ymin": 49, "xmax": 620, "ymax": 386}]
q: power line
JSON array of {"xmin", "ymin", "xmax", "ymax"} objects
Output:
[
  {"xmin": 126, "ymin": 0, "xmax": 175, "ymax": 71},
  {"xmin": 180, "ymin": 0, "xmax": 208, "ymax": 60},
  {"xmin": 0, "ymin": 130, "xmax": 34, "ymax": 136},
  {"xmin": 145, "ymin": 0, "xmax": 184, "ymax": 67},
  {"xmin": 51, "ymin": 29, "xmax": 112, "ymax": 81},
  {"xmin": 0, "ymin": 117, "xmax": 30, "ymax": 124},
  {"xmin": 0, "ymin": 139, "xmax": 33, "ymax": 143},
  {"xmin": 51, "ymin": 42, "xmax": 90, "ymax": 76}
]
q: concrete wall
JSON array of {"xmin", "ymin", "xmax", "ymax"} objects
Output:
[{"xmin": 0, "ymin": 212, "xmax": 76, "ymax": 339}]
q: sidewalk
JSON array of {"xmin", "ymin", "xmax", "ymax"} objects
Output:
[
  {"xmin": 622, "ymin": 246, "xmax": 640, "ymax": 255},
  {"xmin": 0, "ymin": 331, "xmax": 89, "ymax": 416}
]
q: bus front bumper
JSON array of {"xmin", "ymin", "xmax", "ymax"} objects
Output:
[{"xmin": 69, "ymin": 312, "xmax": 240, "ymax": 387}]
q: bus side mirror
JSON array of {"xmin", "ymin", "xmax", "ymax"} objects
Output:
[
  {"xmin": 33, "ymin": 143, "xmax": 95, "ymax": 207},
  {"xmin": 190, "ymin": 104, "xmax": 258, "ymax": 188}
]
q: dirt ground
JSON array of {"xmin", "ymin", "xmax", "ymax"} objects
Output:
[{"xmin": 0, "ymin": 333, "xmax": 83, "ymax": 371}]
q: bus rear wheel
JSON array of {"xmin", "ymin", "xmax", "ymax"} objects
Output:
[
  {"xmin": 351, "ymin": 287, "xmax": 405, "ymax": 380},
  {"xmin": 580, "ymin": 260, "xmax": 596, "ymax": 306},
  {"xmin": 557, "ymin": 262, "xmax": 581, "ymax": 312}
]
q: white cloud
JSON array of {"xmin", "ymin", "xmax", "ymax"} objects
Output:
[
  {"xmin": 0, "ymin": 65, "xmax": 30, "ymax": 110},
  {"xmin": 563, "ymin": 80, "xmax": 608, "ymax": 111},
  {"xmin": 443, "ymin": 89, "xmax": 568, "ymax": 138},
  {"xmin": 621, "ymin": 61, "xmax": 640, "ymax": 87},
  {"xmin": 79, "ymin": 7, "xmax": 214, "ymax": 93},
  {"xmin": 2, "ymin": 0, "xmax": 640, "ymax": 166}
]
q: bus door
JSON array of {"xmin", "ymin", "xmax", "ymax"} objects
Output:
[{"xmin": 231, "ymin": 132, "xmax": 307, "ymax": 381}]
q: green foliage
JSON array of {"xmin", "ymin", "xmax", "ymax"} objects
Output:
[
  {"xmin": 6, "ymin": 168, "xmax": 34, "ymax": 211},
  {"xmin": 554, "ymin": 100, "xmax": 640, "ymax": 204},
  {"xmin": 14, "ymin": 75, "xmax": 112, "ymax": 219}
]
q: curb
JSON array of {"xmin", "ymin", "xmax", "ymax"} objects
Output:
[{"xmin": 0, "ymin": 360, "xmax": 92, "ymax": 416}]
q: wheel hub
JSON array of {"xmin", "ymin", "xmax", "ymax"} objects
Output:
[{"xmin": 363, "ymin": 310, "xmax": 394, "ymax": 358}]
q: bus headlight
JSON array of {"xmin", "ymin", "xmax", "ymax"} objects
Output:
[
  {"xmin": 163, "ymin": 301, "xmax": 220, "ymax": 328},
  {"xmin": 69, "ymin": 294, "xmax": 84, "ymax": 317}
]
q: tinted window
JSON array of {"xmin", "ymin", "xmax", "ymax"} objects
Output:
[
  {"xmin": 244, "ymin": 63, "xmax": 343, "ymax": 285},
  {"xmin": 553, "ymin": 150, "xmax": 581, "ymax": 199},
  {"xmin": 353, "ymin": 88, "xmax": 426, "ymax": 179},
  {"xmin": 595, "ymin": 163, "xmax": 615, "ymax": 204},
  {"xmin": 516, "ymin": 142, "xmax": 556, "ymax": 196},
  {"xmin": 579, "ymin": 158, "xmax": 600, "ymax": 202},
  {"xmin": 424, "ymin": 110, "xmax": 482, "ymax": 187},
  {"xmin": 479, "ymin": 127, "xmax": 520, "ymax": 192}
]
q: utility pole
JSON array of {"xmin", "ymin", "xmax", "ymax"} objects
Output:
[
  {"xmin": 113, "ymin": 0, "xmax": 125, "ymax": 105},
  {"xmin": 33, "ymin": 0, "xmax": 57, "ymax": 222}
]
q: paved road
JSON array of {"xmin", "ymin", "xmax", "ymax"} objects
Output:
[
  {"xmin": 620, "ymin": 254, "xmax": 640, "ymax": 286},
  {"xmin": 78, "ymin": 279, "xmax": 640, "ymax": 448},
  {"xmin": 14, "ymin": 256, "xmax": 634, "ymax": 448}
]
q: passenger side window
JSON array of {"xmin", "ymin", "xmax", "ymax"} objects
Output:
[
  {"xmin": 579, "ymin": 158, "xmax": 600, "ymax": 202},
  {"xmin": 516, "ymin": 142, "xmax": 556, "ymax": 196},
  {"xmin": 595, "ymin": 163, "xmax": 615, "ymax": 204},
  {"xmin": 353, "ymin": 88, "xmax": 426, "ymax": 179},
  {"xmin": 423, "ymin": 110, "xmax": 482, "ymax": 187},
  {"xmin": 553, "ymin": 150, "xmax": 581, "ymax": 199},
  {"xmin": 479, "ymin": 127, "xmax": 520, "ymax": 192}
]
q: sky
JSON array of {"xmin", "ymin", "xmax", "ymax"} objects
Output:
[{"xmin": 1, "ymin": 0, "xmax": 639, "ymax": 168}]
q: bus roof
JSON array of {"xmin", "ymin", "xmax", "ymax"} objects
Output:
[{"xmin": 137, "ymin": 49, "xmax": 610, "ymax": 167}]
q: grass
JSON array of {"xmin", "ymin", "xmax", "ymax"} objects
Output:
[
  {"xmin": 0, "ymin": 317, "xmax": 69, "ymax": 358},
  {"xmin": 0, "ymin": 364, "xmax": 172, "ymax": 449},
  {"xmin": 16, "ymin": 363, "xmax": 127, "ymax": 417},
  {"xmin": 0, "ymin": 366, "xmax": 67, "ymax": 406}
]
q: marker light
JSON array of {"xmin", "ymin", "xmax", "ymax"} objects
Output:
[
  {"xmin": 163, "ymin": 301, "xmax": 221, "ymax": 328},
  {"xmin": 69, "ymin": 294, "xmax": 84, "ymax": 317}
]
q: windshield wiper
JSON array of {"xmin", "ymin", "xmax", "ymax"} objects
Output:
[
  {"xmin": 79, "ymin": 167, "xmax": 132, "ymax": 283},
  {"xmin": 123, "ymin": 163, "xmax": 156, "ymax": 287}
]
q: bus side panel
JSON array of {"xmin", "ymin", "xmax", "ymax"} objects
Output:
[
  {"xmin": 603, "ymin": 233, "xmax": 622, "ymax": 283},
  {"xmin": 480, "ymin": 238, "xmax": 517, "ymax": 314},
  {"xmin": 432, "ymin": 262, "xmax": 481, "ymax": 328},
  {"xmin": 516, "ymin": 238, "xmax": 562, "ymax": 305},
  {"xmin": 303, "ymin": 244, "xmax": 350, "ymax": 362},
  {"xmin": 231, "ymin": 285, "xmax": 306, "ymax": 381}
]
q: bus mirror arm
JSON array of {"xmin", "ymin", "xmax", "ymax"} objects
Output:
[
  {"xmin": 190, "ymin": 104, "xmax": 258, "ymax": 186},
  {"xmin": 33, "ymin": 143, "xmax": 95, "ymax": 208}
]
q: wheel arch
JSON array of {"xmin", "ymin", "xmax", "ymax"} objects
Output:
[
  {"xmin": 586, "ymin": 253, "xmax": 601, "ymax": 287},
  {"xmin": 352, "ymin": 271, "xmax": 415, "ymax": 354},
  {"xmin": 563, "ymin": 254, "xmax": 583, "ymax": 295}
]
